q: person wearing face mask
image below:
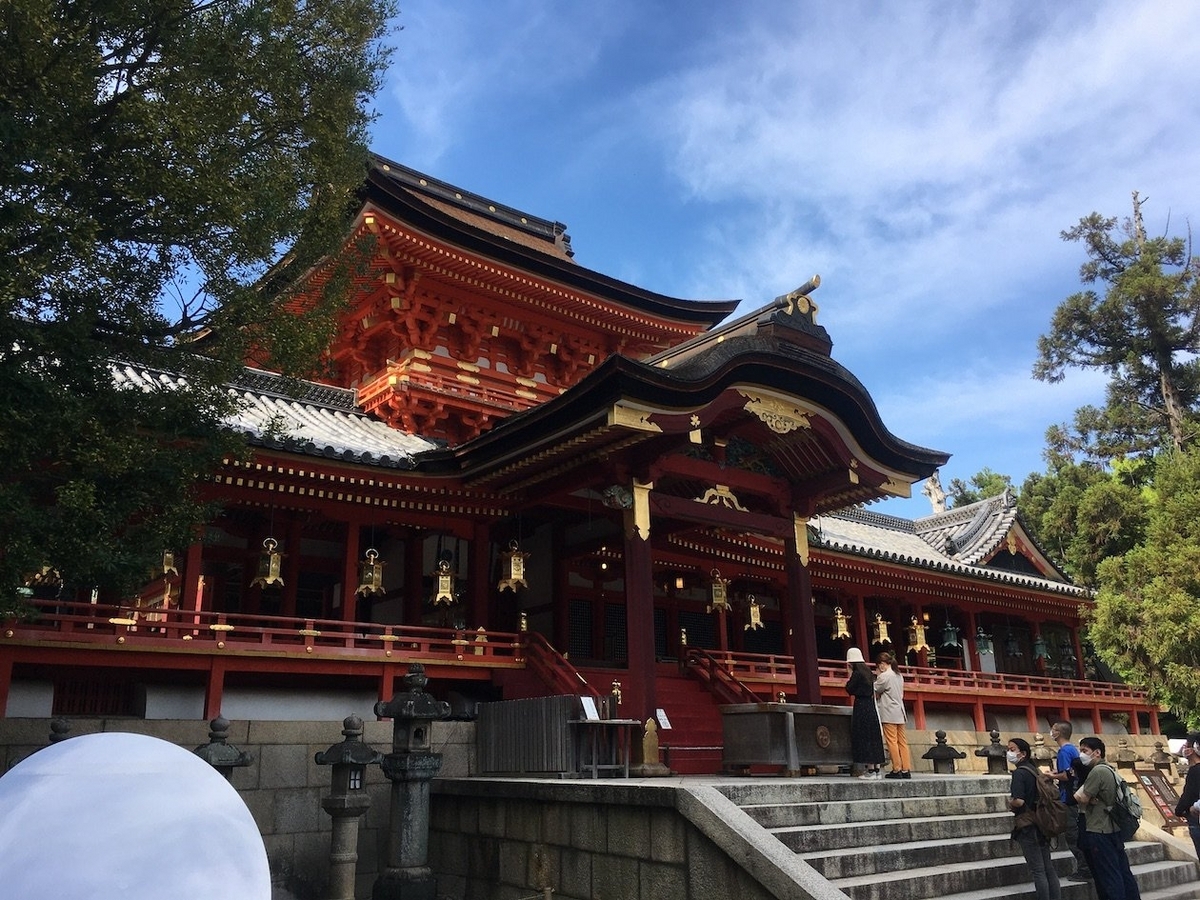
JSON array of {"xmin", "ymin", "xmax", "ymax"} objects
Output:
[
  {"xmin": 1049, "ymin": 720, "xmax": 1092, "ymax": 883},
  {"xmin": 1007, "ymin": 737, "xmax": 1062, "ymax": 900},
  {"xmin": 1173, "ymin": 733, "xmax": 1200, "ymax": 859},
  {"xmin": 1074, "ymin": 737, "xmax": 1142, "ymax": 900}
]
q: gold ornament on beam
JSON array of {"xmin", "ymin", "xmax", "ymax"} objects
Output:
[
  {"xmin": 356, "ymin": 548, "xmax": 386, "ymax": 598},
  {"xmin": 497, "ymin": 540, "xmax": 530, "ymax": 592},
  {"xmin": 433, "ymin": 558, "xmax": 456, "ymax": 606},
  {"xmin": 707, "ymin": 568, "xmax": 730, "ymax": 614},
  {"xmin": 831, "ymin": 607, "xmax": 852, "ymax": 641},
  {"xmin": 745, "ymin": 595, "xmax": 764, "ymax": 631},
  {"xmin": 906, "ymin": 615, "xmax": 931, "ymax": 652},
  {"xmin": 251, "ymin": 538, "xmax": 284, "ymax": 588},
  {"xmin": 870, "ymin": 612, "xmax": 891, "ymax": 646}
]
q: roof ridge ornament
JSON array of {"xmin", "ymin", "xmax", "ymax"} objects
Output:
[{"xmin": 774, "ymin": 275, "xmax": 821, "ymax": 321}]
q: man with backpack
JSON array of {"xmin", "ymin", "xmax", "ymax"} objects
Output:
[
  {"xmin": 1007, "ymin": 737, "xmax": 1062, "ymax": 900},
  {"xmin": 1049, "ymin": 721, "xmax": 1093, "ymax": 883},
  {"xmin": 1074, "ymin": 736, "xmax": 1142, "ymax": 900}
]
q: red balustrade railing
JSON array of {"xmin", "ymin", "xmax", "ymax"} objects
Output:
[
  {"xmin": 683, "ymin": 647, "xmax": 762, "ymax": 705},
  {"xmin": 522, "ymin": 631, "xmax": 602, "ymax": 700},
  {"xmin": 6, "ymin": 599, "xmax": 524, "ymax": 667}
]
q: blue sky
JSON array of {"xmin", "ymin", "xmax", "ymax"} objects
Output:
[{"xmin": 369, "ymin": 1, "xmax": 1200, "ymax": 518}]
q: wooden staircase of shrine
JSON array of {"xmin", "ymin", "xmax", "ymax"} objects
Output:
[{"xmin": 655, "ymin": 666, "xmax": 727, "ymax": 775}]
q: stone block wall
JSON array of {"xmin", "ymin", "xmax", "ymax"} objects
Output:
[{"xmin": 0, "ymin": 716, "xmax": 477, "ymax": 899}]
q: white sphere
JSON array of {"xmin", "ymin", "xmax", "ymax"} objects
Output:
[{"xmin": 0, "ymin": 731, "xmax": 270, "ymax": 899}]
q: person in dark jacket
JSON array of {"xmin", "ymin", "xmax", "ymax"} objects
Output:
[
  {"xmin": 1008, "ymin": 737, "xmax": 1062, "ymax": 900},
  {"xmin": 844, "ymin": 647, "xmax": 883, "ymax": 778},
  {"xmin": 1173, "ymin": 733, "xmax": 1200, "ymax": 859}
]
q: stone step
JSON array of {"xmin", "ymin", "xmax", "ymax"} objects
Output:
[
  {"xmin": 741, "ymin": 790, "xmax": 1009, "ymax": 827},
  {"xmin": 929, "ymin": 859, "xmax": 1200, "ymax": 900},
  {"xmin": 799, "ymin": 833, "xmax": 1015, "ymax": 878},
  {"xmin": 717, "ymin": 774, "xmax": 1009, "ymax": 806},
  {"xmin": 772, "ymin": 810, "xmax": 1011, "ymax": 853}
]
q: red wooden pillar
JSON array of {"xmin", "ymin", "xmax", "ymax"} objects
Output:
[
  {"xmin": 404, "ymin": 535, "xmax": 424, "ymax": 624},
  {"xmin": 1026, "ymin": 702, "xmax": 1038, "ymax": 732},
  {"xmin": 622, "ymin": 481, "xmax": 657, "ymax": 724},
  {"xmin": 204, "ymin": 659, "xmax": 226, "ymax": 720},
  {"xmin": 1091, "ymin": 706, "xmax": 1103, "ymax": 734},
  {"xmin": 1071, "ymin": 628, "xmax": 1085, "ymax": 679},
  {"xmin": 966, "ymin": 609, "xmax": 980, "ymax": 671},
  {"xmin": 279, "ymin": 517, "xmax": 302, "ymax": 618},
  {"xmin": 1149, "ymin": 708, "xmax": 1161, "ymax": 734},
  {"xmin": 853, "ymin": 590, "xmax": 869, "ymax": 656},
  {"xmin": 913, "ymin": 695, "xmax": 927, "ymax": 731},
  {"xmin": 182, "ymin": 541, "xmax": 204, "ymax": 613},
  {"xmin": 553, "ymin": 529, "xmax": 570, "ymax": 652},
  {"xmin": 471, "ymin": 522, "xmax": 490, "ymax": 630},
  {"xmin": 341, "ymin": 520, "xmax": 360, "ymax": 625},
  {"xmin": 973, "ymin": 699, "xmax": 986, "ymax": 732},
  {"xmin": 784, "ymin": 514, "xmax": 820, "ymax": 704},
  {"xmin": 1128, "ymin": 709, "xmax": 1141, "ymax": 736}
]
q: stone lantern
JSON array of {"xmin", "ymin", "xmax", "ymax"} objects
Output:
[
  {"xmin": 975, "ymin": 729, "xmax": 1008, "ymax": 775},
  {"xmin": 372, "ymin": 663, "xmax": 450, "ymax": 900},
  {"xmin": 193, "ymin": 715, "xmax": 252, "ymax": 781},
  {"xmin": 921, "ymin": 730, "xmax": 967, "ymax": 774},
  {"xmin": 315, "ymin": 715, "xmax": 382, "ymax": 900}
]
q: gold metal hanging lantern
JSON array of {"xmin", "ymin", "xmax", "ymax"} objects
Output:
[
  {"xmin": 162, "ymin": 551, "xmax": 179, "ymax": 577},
  {"xmin": 497, "ymin": 540, "xmax": 530, "ymax": 592},
  {"xmin": 251, "ymin": 537, "xmax": 284, "ymax": 588},
  {"xmin": 355, "ymin": 548, "xmax": 385, "ymax": 598},
  {"xmin": 831, "ymin": 606, "xmax": 852, "ymax": 641},
  {"xmin": 744, "ymin": 594, "xmax": 763, "ymax": 631},
  {"xmin": 433, "ymin": 558, "xmax": 456, "ymax": 606},
  {"xmin": 906, "ymin": 615, "xmax": 931, "ymax": 652},
  {"xmin": 870, "ymin": 612, "xmax": 891, "ymax": 646},
  {"xmin": 707, "ymin": 568, "xmax": 730, "ymax": 614}
]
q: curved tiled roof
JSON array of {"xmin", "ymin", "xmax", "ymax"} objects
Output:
[
  {"xmin": 112, "ymin": 364, "xmax": 438, "ymax": 468},
  {"xmin": 812, "ymin": 506, "xmax": 1087, "ymax": 598},
  {"xmin": 912, "ymin": 490, "xmax": 1020, "ymax": 565}
]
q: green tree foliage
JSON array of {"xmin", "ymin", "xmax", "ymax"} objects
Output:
[
  {"xmin": 1034, "ymin": 191, "xmax": 1200, "ymax": 456},
  {"xmin": 0, "ymin": 0, "xmax": 395, "ymax": 604},
  {"xmin": 1019, "ymin": 451, "xmax": 1149, "ymax": 587},
  {"xmin": 1090, "ymin": 448, "xmax": 1200, "ymax": 726},
  {"xmin": 946, "ymin": 467, "xmax": 1013, "ymax": 508}
]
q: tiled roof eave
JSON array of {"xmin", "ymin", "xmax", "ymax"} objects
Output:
[{"xmin": 813, "ymin": 538, "xmax": 1092, "ymax": 599}]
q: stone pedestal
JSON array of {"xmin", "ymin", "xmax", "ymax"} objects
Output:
[{"xmin": 720, "ymin": 702, "xmax": 852, "ymax": 775}]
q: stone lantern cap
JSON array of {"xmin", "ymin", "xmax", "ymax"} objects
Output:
[
  {"xmin": 922, "ymin": 730, "xmax": 966, "ymax": 761},
  {"xmin": 374, "ymin": 664, "xmax": 451, "ymax": 722},
  {"xmin": 315, "ymin": 715, "xmax": 383, "ymax": 768},
  {"xmin": 193, "ymin": 715, "xmax": 252, "ymax": 769}
]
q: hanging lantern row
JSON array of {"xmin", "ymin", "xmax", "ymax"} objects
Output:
[
  {"xmin": 744, "ymin": 595, "xmax": 763, "ymax": 631},
  {"xmin": 870, "ymin": 613, "xmax": 891, "ymax": 646},
  {"xmin": 906, "ymin": 616, "xmax": 931, "ymax": 653},
  {"xmin": 251, "ymin": 537, "xmax": 284, "ymax": 588},
  {"xmin": 433, "ymin": 558, "xmax": 456, "ymax": 606},
  {"xmin": 975, "ymin": 627, "xmax": 994, "ymax": 655},
  {"xmin": 830, "ymin": 607, "xmax": 852, "ymax": 641},
  {"xmin": 707, "ymin": 569, "xmax": 730, "ymax": 614},
  {"xmin": 941, "ymin": 620, "xmax": 961, "ymax": 649},
  {"xmin": 356, "ymin": 549, "xmax": 385, "ymax": 598},
  {"xmin": 497, "ymin": 540, "xmax": 530, "ymax": 593}
]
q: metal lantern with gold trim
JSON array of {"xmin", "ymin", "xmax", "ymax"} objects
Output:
[
  {"xmin": 432, "ymin": 558, "xmax": 456, "ymax": 606},
  {"xmin": 906, "ymin": 616, "xmax": 931, "ymax": 652},
  {"xmin": 497, "ymin": 540, "xmax": 530, "ymax": 593},
  {"xmin": 831, "ymin": 606, "xmax": 852, "ymax": 641},
  {"xmin": 707, "ymin": 568, "xmax": 730, "ymax": 614},
  {"xmin": 162, "ymin": 551, "xmax": 179, "ymax": 577},
  {"xmin": 870, "ymin": 612, "xmax": 891, "ymax": 646},
  {"xmin": 744, "ymin": 595, "xmax": 763, "ymax": 631},
  {"xmin": 251, "ymin": 538, "xmax": 284, "ymax": 588},
  {"xmin": 356, "ymin": 548, "xmax": 385, "ymax": 598}
]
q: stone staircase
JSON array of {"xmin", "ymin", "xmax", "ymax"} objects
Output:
[{"xmin": 716, "ymin": 774, "xmax": 1200, "ymax": 900}]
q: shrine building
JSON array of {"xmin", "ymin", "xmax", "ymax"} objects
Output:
[{"xmin": 0, "ymin": 156, "xmax": 1158, "ymax": 769}]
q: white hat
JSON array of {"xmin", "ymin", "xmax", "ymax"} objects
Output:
[{"xmin": 846, "ymin": 647, "xmax": 865, "ymax": 664}]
